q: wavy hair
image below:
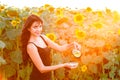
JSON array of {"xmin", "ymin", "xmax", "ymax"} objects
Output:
[{"xmin": 21, "ymin": 14, "xmax": 43, "ymax": 64}]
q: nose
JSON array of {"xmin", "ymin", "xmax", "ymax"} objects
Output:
[{"xmin": 37, "ymin": 26, "xmax": 42, "ymax": 32}]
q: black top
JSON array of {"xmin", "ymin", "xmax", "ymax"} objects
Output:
[{"xmin": 29, "ymin": 36, "xmax": 51, "ymax": 80}]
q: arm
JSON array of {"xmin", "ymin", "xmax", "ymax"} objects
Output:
[
  {"xmin": 41, "ymin": 34, "xmax": 75, "ymax": 52},
  {"xmin": 27, "ymin": 43, "xmax": 77, "ymax": 73}
]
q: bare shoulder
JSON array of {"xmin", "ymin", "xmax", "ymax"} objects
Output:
[
  {"xmin": 41, "ymin": 34, "xmax": 47, "ymax": 38},
  {"xmin": 41, "ymin": 34, "xmax": 49, "ymax": 40},
  {"xmin": 27, "ymin": 43, "xmax": 36, "ymax": 50},
  {"xmin": 41, "ymin": 34, "xmax": 49, "ymax": 41}
]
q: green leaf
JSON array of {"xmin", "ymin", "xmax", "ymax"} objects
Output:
[
  {"xmin": 4, "ymin": 41, "xmax": 13, "ymax": 50},
  {"xmin": 88, "ymin": 63, "xmax": 98, "ymax": 74},
  {"xmin": 54, "ymin": 68, "xmax": 65, "ymax": 80},
  {"xmin": 86, "ymin": 76, "xmax": 93, "ymax": 80},
  {"xmin": 91, "ymin": 54, "xmax": 103, "ymax": 64},
  {"xmin": 52, "ymin": 53, "xmax": 65, "ymax": 80},
  {"xmin": 118, "ymin": 69, "xmax": 120, "ymax": 76},
  {"xmin": 0, "ymin": 56, "xmax": 6, "ymax": 66},
  {"xmin": 81, "ymin": 55, "xmax": 92, "ymax": 64},
  {"xmin": 4, "ymin": 64, "xmax": 16, "ymax": 78},
  {"xmin": 6, "ymin": 28, "xmax": 21, "ymax": 40},
  {"xmin": 0, "ymin": 40, "xmax": 6, "ymax": 49},
  {"xmin": 19, "ymin": 63, "xmax": 33, "ymax": 80},
  {"xmin": 103, "ymin": 62, "xmax": 113, "ymax": 69},
  {"xmin": 52, "ymin": 53, "xmax": 63, "ymax": 64},
  {"xmin": 0, "ymin": 21, "xmax": 6, "ymax": 28},
  {"xmin": 111, "ymin": 66, "xmax": 117, "ymax": 72},
  {"xmin": 68, "ymin": 69, "xmax": 80, "ymax": 80},
  {"xmin": 100, "ymin": 73, "xmax": 108, "ymax": 80},
  {"xmin": 109, "ymin": 71, "xmax": 115, "ymax": 79},
  {"xmin": 10, "ymin": 49, "xmax": 22, "ymax": 64}
]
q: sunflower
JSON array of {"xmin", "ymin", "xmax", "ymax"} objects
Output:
[
  {"xmin": 75, "ymin": 29, "xmax": 86, "ymax": 39},
  {"xmin": 92, "ymin": 22, "xmax": 103, "ymax": 29},
  {"xmin": 31, "ymin": 12, "xmax": 40, "ymax": 16},
  {"xmin": 38, "ymin": 8, "xmax": 44, "ymax": 15},
  {"xmin": 105, "ymin": 8, "xmax": 111, "ymax": 14},
  {"xmin": 105, "ymin": 43, "xmax": 112, "ymax": 50},
  {"xmin": 81, "ymin": 65, "xmax": 87, "ymax": 72},
  {"xmin": 0, "ymin": 8, "xmax": 2, "ymax": 12},
  {"xmin": 74, "ymin": 13, "xmax": 84, "ymax": 24},
  {"xmin": 56, "ymin": 17, "xmax": 68, "ymax": 25},
  {"xmin": 48, "ymin": 6, "xmax": 55, "ymax": 13},
  {"xmin": 11, "ymin": 20, "xmax": 18, "ymax": 27},
  {"xmin": 0, "ymin": 29, "xmax": 2, "ymax": 36},
  {"xmin": 23, "ymin": 7, "xmax": 30, "ymax": 12},
  {"xmin": 113, "ymin": 11, "xmax": 120, "ymax": 22},
  {"xmin": 97, "ymin": 11, "xmax": 103, "ymax": 17},
  {"xmin": 0, "ymin": 5, "xmax": 5, "ymax": 9},
  {"xmin": 6, "ymin": 10, "xmax": 18, "ymax": 17},
  {"xmin": 15, "ymin": 18, "xmax": 21, "ymax": 24},
  {"xmin": 22, "ymin": 17, "xmax": 27, "ymax": 22},
  {"xmin": 0, "ymin": 5, "xmax": 5, "ymax": 12},
  {"xmin": 85, "ymin": 7, "xmax": 92, "ymax": 12},
  {"xmin": 46, "ymin": 33, "xmax": 57, "ymax": 41},
  {"xmin": 43, "ymin": 4, "xmax": 51, "ymax": 9},
  {"xmin": 118, "ymin": 29, "xmax": 120, "ymax": 35},
  {"xmin": 55, "ymin": 8, "xmax": 63, "ymax": 17}
]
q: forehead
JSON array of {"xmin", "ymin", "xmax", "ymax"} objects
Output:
[{"xmin": 31, "ymin": 21, "xmax": 42, "ymax": 26}]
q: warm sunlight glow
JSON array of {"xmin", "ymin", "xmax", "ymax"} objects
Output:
[{"xmin": 1, "ymin": 0, "xmax": 120, "ymax": 12}]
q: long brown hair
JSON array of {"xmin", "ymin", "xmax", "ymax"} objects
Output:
[{"xmin": 21, "ymin": 14, "xmax": 43, "ymax": 64}]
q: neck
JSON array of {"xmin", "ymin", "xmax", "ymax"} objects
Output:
[{"xmin": 29, "ymin": 35, "xmax": 39, "ymax": 42}]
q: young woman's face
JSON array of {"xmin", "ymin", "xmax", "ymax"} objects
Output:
[{"xmin": 28, "ymin": 21, "xmax": 42, "ymax": 37}]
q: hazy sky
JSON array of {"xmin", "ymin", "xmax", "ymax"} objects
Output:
[{"xmin": 0, "ymin": 0, "xmax": 120, "ymax": 11}]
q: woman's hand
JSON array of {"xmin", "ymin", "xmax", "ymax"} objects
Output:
[
  {"xmin": 68, "ymin": 42, "xmax": 81, "ymax": 50},
  {"xmin": 64, "ymin": 62, "xmax": 78, "ymax": 69},
  {"xmin": 73, "ymin": 42, "xmax": 81, "ymax": 50}
]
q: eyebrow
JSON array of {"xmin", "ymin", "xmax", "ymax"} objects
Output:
[{"xmin": 39, "ymin": 24, "xmax": 43, "ymax": 26}]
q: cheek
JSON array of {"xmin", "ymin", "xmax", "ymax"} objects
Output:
[
  {"xmin": 28, "ymin": 28, "xmax": 35, "ymax": 33},
  {"xmin": 40, "ymin": 27, "xmax": 42, "ymax": 31}
]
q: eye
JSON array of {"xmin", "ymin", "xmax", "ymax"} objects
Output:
[
  {"xmin": 33, "ymin": 26, "xmax": 38, "ymax": 28},
  {"xmin": 39, "ymin": 25, "xmax": 42, "ymax": 27}
]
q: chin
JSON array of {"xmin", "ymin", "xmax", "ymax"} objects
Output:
[
  {"xmin": 34, "ymin": 34, "xmax": 40, "ymax": 37},
  {"xmin": 37, "ymin": 34, "xmax": 40, "ymax": 36}
]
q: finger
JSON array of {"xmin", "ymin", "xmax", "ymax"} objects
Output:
[
  {"xmin": 74, "ymin": 42, "xmax": 81, "ymax": 50},
  {"xmin": 77, "ymin": 45, "xmax": 81, "ymax": 50},
  {"xmin": 73, "ymin": 42, "xmax": 78, "ymax": 49}
]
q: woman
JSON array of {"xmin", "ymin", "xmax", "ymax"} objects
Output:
[{"xmin": 21, "ymin": 14, "xmax": 81, "ymax": 80}]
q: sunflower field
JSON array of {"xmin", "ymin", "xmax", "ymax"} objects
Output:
[{"xmin": 0, "ymin": 4, "xmax": 120, "ymax": 80}]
